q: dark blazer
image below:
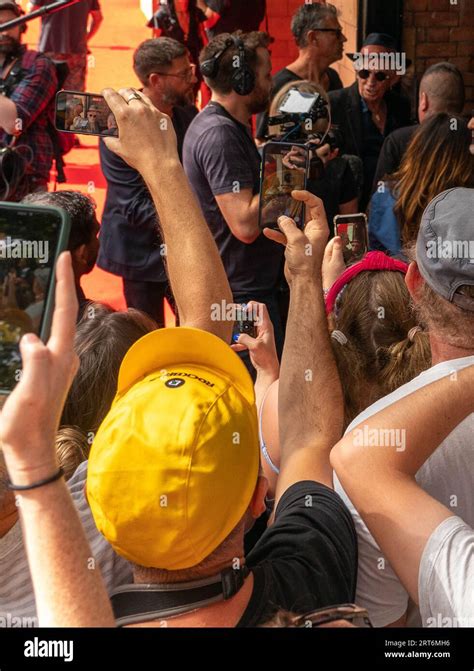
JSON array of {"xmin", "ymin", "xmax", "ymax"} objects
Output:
[
  {"xmin": 98, "ymin": 104, "xmax": 197, "ymax": 283},
  {"xmin": 329, "ymin": 82, "xmax": 412, "ymax": 158}
]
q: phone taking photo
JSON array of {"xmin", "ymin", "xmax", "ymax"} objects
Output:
[
  {"xmin": 258, "ymin": 142, "xmax": 309, "ymax": 231},
  {"xmin": 334, "ymin": 213, "xmax": 368, "ymax": 265},
  {"xmin": 55, "ymin": 90, "xmax": 118, "ymax": 137},
  {"xmin": 0, "ymin": 203, "xmax": 71, "ymax": 394}
]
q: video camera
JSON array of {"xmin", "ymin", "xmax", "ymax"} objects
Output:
[{"xmin": 266, "ymin": 88, "xmax": 343, "ymax": 152}]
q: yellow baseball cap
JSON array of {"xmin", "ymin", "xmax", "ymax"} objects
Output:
[{"xmin": 87, "ymin": 327, "xmax": 259, "ymax": 570}]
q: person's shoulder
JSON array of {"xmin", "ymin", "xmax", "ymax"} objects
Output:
[
  {"xmin": 386, "ymin": 124, "xmax": 418, "ymax": 145},
  {"xmin": 22, "ymin": 49, "xmax": 55, "ymax": 68},
  {"xmin": 273, "ymin": 68, "xmax": 300, "ymax": 89},
  {"xmin": 329, "ymin": 81, "xmax": 356, "ymax": 105},
  {"xmin": 186, "ymin": 106, "xmax": 240, "ymax": 145}
]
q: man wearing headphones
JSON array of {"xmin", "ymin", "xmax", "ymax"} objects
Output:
[
  {"xmin": 0, "ymin": 1, "xmax": 58, "ymax": 198},
  {"xmin": 183, "ymin": 31, "xmax": 285, "ymax": 357}
]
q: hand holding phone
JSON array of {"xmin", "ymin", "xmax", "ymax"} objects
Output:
[
  {"xmin": 259, "ymin": 142, "xmax": 310, "ymax": 231},
  {"xmin": 0, "ymin": 203, "xmax": 71, "ymax": 394},
  {"xmin": 334, "ymin": 213, "xmax": 368, "ymax": 265},
  {"xmin": 55, "ymin": 90, "xmax": 118, "ymax": 137}
]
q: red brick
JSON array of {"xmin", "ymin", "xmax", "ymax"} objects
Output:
[
  {"xmin": 403, "ymin": 11, "xmax": 414, "ymax": 26},
  {"xmin": 426, "ymin": 27, "xmax": 449, "ymax": 41},
  {"xmin": 449, "ymin": 56, "xmax": 472, "ymax": 70},
  {"xmin": 457, "ymin": 42, "xmax": 474, "ymax": 56},
  {"xmin": 410, "ymin": 0, "xmax": 429, "ymax": 9},
  {"xmin": 428, "ymin": 0, "xmax": 459, "ymax": 10},
  {"xmin": 415, "ymin": 27, "xmax": 425, "ymax": 40},
  {"xmin": 449, "ymin": 27, "xmax": 474, "ymax": 41},
  {"xmin": 416, "ymin": 42, "xmax": 457, "ymax": 57},
  {"xmin": 464, "ymin": 73, "xmax": 474, "ymax": 87},
  {"xmin": 414, "ymin": 11, "xmax": 459, "ymax": 26}
]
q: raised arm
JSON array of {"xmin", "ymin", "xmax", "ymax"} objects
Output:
[
  {"xmin": 0, "ymin": 253, "xmax": 115, "ymax": 627},
  {"xmin": 102, "ymin": 88, "xmax": 233, "ymax": 342},
  {"xmin": 331, "ymin": 364, "xmax": 474, "ymax": 603},
  {"xmin": 264, "ymin": 191, "xmax": 344, "ymax": 507}
]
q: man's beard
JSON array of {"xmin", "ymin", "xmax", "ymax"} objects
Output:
[
  {"xmin": 162, "ymin": 86, "xmax": 194, "ymax": 108},
  {"xmin": 248, "ymin": 86, "xmax": 271, "ymax": 115},
  {"xmin": 0, "ymin": 36, "xmax": 22, "ymax": 57}
]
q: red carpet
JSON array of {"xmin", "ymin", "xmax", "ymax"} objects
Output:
[{"xmin": 25, "ymin": 0, "xmax": 157, "ymax": 312}]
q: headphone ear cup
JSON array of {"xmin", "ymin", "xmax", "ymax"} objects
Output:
[
  {"xmin": 200, "ymin": 58, "xmax": 217, "ymax": 79},
  {"xmin": 232, "ymin": 67, "xmax": 255, "ymax": 96}
]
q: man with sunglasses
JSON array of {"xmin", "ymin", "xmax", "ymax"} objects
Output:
[
  {"xmin": 98, "ymin": 37, "xmax": 198, "ymax": 326},
  {"xmin": 256, "ymin": 3, "xmax": 345, "ymax": 141},
  {"xmin": 329, "ymin": 33, "xmax": 412, "ymax": 210}
]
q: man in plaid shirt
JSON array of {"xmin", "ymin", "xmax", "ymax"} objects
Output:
[{"xmin": 0, "ymin": 2, "xmax": 57, "ymax": 198}]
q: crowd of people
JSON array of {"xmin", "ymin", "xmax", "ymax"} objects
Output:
[{"xmin": 0, "ymin": 0, "xmax": 473, "ymax": 631}]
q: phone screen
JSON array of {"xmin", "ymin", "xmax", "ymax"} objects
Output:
[
  {"xmin": 334, "ymin": 215, "xmax": 368, "ymax": 265},
  {"xmin": 259, "ymin": 143, "xmax": 309, "ymax": 230},
  {"xmin": 55, "ymin": 90, "xmax": 118, "ymax": 137},
  {"xmin": 0, "ymin": 206, "xmax": 70, "ymax": 393}
]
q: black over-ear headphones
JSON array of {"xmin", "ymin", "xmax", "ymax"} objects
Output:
[{"xmin": 200, "ymin": 36, "xmax": 255, "ymax": 96}]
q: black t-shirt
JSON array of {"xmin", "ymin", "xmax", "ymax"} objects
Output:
[
  {"xmin": 372, "ymin": 124, "xmax": 418, "ymax": 191},
  {"xmin": 238, "ymin": 481, "xmax": 358, "ymax": 627},
  {"xmin": 256, "ymin": 66, "xmax": 343, "ymax": 140},
  {"xmin": 307, "ymin": 157, "xmax": 358, "ymax": 236},
  {"xmin": 183, "ymin": 102, "xmax": 284, "ymax": 296}
]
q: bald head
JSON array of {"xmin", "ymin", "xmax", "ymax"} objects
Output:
[{"xmin": 419, "ymin": 62, "xmax": 465, "ymax": 121}]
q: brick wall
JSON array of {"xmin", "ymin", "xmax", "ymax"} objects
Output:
[{"xmin": 402, "ymin": 0, "xmax": 474, "ymax": 113}]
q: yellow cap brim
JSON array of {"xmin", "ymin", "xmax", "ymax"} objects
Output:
[{"xmin": 117, "ymin": 327, "xmax": 255, "ymax": 406}]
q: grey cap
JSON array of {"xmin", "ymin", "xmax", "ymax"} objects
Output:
[{"xmin": 416, "ymin": 187, "xmax": 474, "ymax": 312}]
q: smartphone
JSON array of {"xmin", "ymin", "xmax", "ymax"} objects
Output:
[
  {"xmin": 55, "ymin": 90, "xmax": 118, "ymax": 137},
  {"xmin": 232, "ymin": 305, "xmax": 258, "ymax": 344},
  {"xmin": 0, "ymin": 203, "xmax": 71, "ymax": 394},
  {"xmin": 259, "ymin": 142, "xmax": 309, "ymax": 231},
  {"xmin": 334, "ymin": 213, "xmax": 368, "ymax": 265}
]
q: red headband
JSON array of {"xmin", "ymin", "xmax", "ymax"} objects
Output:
[{"xmin": 325, "ymin": 251, "xmax": 409, "ymax": 315}]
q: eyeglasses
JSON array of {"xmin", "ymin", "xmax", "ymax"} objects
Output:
[
  {"xmin": 315, "ymin": 28, "xmax": 344, "ymax": 39},
  {"xmin": 357, "ymin": 69, "xmax": 390, "ymax": 82},
  {"xmin": 152, "ymin": 63, "xmax": 196, "ymax": 82},
  {"xmin": 291, "ymin": 604, "xmax": 373, "ymax": 628}
]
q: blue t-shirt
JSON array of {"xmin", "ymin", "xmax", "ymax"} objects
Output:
[{"xmin": 183, "ymin": 102, "xmax": 284, "ymax": 296}]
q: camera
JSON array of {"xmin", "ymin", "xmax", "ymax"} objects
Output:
[{"xmin": 267, "ymin": 88, "xmax": 329, "ymax": 143}]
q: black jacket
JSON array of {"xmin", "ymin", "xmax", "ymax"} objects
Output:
[
  {"xmin": 329, "ymin": 82, "xmax": 412, "ymax": 208},
  {"xmin": 329, "ymin": 82, "xmax": 412, "ymax": 157},
  {"xmin": 98, "ymin": 105, "xmax": 197, "ymax": 283}
]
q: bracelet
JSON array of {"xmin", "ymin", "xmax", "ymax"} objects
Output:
[{"xmin": 7, "ymin": 467, "xmax": 64, "ymax": 492}]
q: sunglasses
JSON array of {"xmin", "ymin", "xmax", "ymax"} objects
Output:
[
  {"xmin": 291, "ymin": 604, "xmax": 373, "ymax": 628},
  {"xmin": 357, "ymin": 69, "xmax": 390, "ymax": 82},
  {"xmin": 315, "ymin": 28, "xmax": 344, "ymax": 39}
]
